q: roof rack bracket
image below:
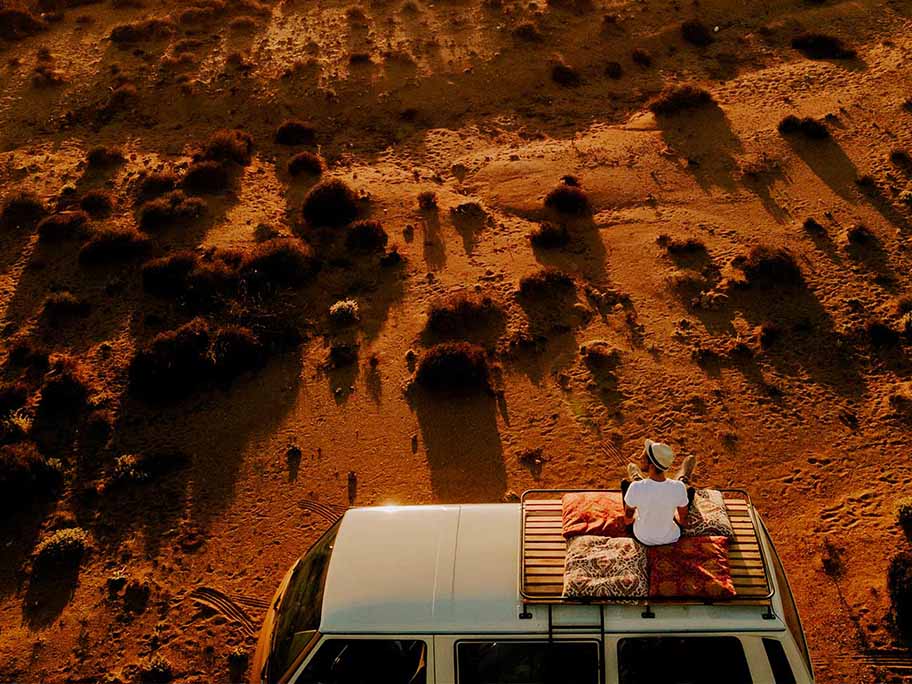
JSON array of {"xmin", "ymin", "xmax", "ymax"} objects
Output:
[{"xmin": 641, "ymin": 604, "xmax": 655, "ymax": 619}]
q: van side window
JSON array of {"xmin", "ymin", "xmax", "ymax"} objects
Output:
[
  {"xmin": 617, "ymin": 637, "xmax": 751, "ymax": 684},
  {"xmin": 298, "ymin": 639, "xmax": 427, "ymax": 684},
  {"xmin": 762, "ymin": 638, "xmax": 796, "ymax": 684},
  {"xmin": 456, "ymin": 641, "xmax": 599, "ymax": 684}
]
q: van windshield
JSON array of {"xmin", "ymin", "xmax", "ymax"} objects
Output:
[{"xmin": 269, "ymin": 521, "xmax": 341, "ymax": 684}]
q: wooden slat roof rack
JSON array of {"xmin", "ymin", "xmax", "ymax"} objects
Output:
[{"xmin": 520, "ymin": 488, "xmax": 775, "ymax": 607}]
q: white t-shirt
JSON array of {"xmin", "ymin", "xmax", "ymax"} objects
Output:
[{"xmin": 624, "ymin": 478, "xmax": 688, "ymax": 546}]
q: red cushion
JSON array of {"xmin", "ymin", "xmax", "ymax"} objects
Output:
[
  {"xmin": 561, "ymin": 492, "xmax": 628, "ymax": 539},
  {"xmin": 647, "ymin": 535, "xmax": 736, "ymax": 599}
]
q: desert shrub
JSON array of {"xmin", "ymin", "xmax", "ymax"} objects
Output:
[
  {"xmin": 348, "ymin": 52, "xmax": 372, "ymax": 65},
  {"xmin": 530, "ymin": 221, "xmax": 570, "ymax": 248},
  {"xmin": 138, "ymin": 171, "xmax": 178, "ymax": 199},
  {"xmin": 0, "ymin": 442, "xmax": 62, "ymax": 513},
  {"xmin": 110, "ymin": 18, "xmax": 175, "ymax": 44},
  {"xmin": 83, "ymin": 409, "xmax": 113, "ymax": 445},
  {"xmin": 229, "ymin": 15, "xmax": 257, "ymax": 30},
  {"xmin": 865, "ymin": 319, "xmax": 899, "ymax": 348},
  {"xmin": 0, "ymin": 9, "xmax": 47, "ymax": 40},
  {"xmin": 104, "ymin": 83, "xmax": 138, "ymax": 114},
  {"xmin": 513, "ymin": 21, "xmax": 542, "ymax": 41},
  {"xmin": 240, "ymin": 238, "xmax": 318, "ymax": 290},
  {"xmin": 33, "ymin": 527, "xmax": 88, "ymax": 569},
  {"xmin": 182, "ymin": 160, "xmax": 229, "ymax": 194},
  {"xmin": 1, "ymin": 191, "xmax": 47, "ymax": 229},
  {"xmin": 890, "ymin": 149, "xmax": 911, "ymax": 168},
  {"xmin": 759, "ymin": 321, "xmax": 783, "ymax": 349},
  {"xmin": 80, "ymin": 190, "xmax": 113, "ymax": 217},
  {"xmin": 414, "ymin": 342, "xmax": 491, "ymax": 393},
  {"xmin": 287, "ymin": 151, "xmax": 324, "ymax": 177},
  {"xmin": 897, "ymin": 497, "xmax": 912, "ymax": 536},
  {"xmin": 138, "ymin": 190, "xmax": 206, "ymax": 231},
  {"xmin": 141, "ymin": 252, "xmax": 197, "ymax": 297},
  {"xmin": 544, "ymin": 183, "xmax": 590, "ymax": 215},
  {"xmin": 329, "ymin": 299, "xmax": 360, "ymax": 325},
  {"xmin": 212, "ymin": 325, "xmax": 263, "ymax": 379},
  {"xmin": 846, "ymin": 224, "xmax": 874, "ymax": 246},
  {"xmin": 79, "ymin": 227, "xmax": 150, "ymax": 264},
  {"xmin": 0, "ymin": 382, "xmax": 28, "ymax": 414},
  {"xmin": 427, "ymin": 294, "xmax": 502, "ymax": 336},
  {"xmin": 301, "ymin": 179, "xmax": 360, "ymax": 227},
  {"xmin": 681, "ymin": 19, "xmax": 713, "ymax": 46},
  {"xmin": 604, "ymin": 61, "xmax": 622, "ymax": 79},
  {"xmin": 140, "ymin": 653, "xmax": 173, "ymax": 684},
  {"xmin": 631, "ymin": 48, "xmax": 652, "ymax": 66},
  {"xmin": 203, "ymin": 128, "xmax": 254, "ymax": 166},
  {"xmin": 551, "ymin": 61, "xmax": 580, "ymax": 86},
  {"xmin": 778, "ymin": 115, "xmax": 829, "ymax": 139},
  {"xmin": 31, "ymin": 64, "xmax": 65, "ymax": 88},
  {"xmin": 7, "ymin": 341, "xmax": 50, "ymax": 373},
  {"xmin": 889, "ymin": 550, "xmax": 912, "ymax": 637},
  {"xmin": 735, "ymin": 246, "xmax": 804, "ymax": 288},
  {"xmin": 176, "ymin": 4, "xmax": 219, "ymax": 25},
  {"xmin": 36, "ymin": 355, "xmax": 91, "ymax": 419},
  {"xmin": 345, "ymin": 220, "xmax": 388, "ymax": 253},
  {"xmin": 275, "ymin": 120, "xmax": 316, "ymax": 145},
  {"xmin": 580, "ymin": 340, "xmax": 621, "ymax": 370},
  {"xmin": 37, "ymin": 211, "xmax": 88, "ymax": 243},
  {"xmin": 657, "ymin": 234, "xmax": 706, "ymax": 255},
  {"xmin": 648, "ymin": 84, "xmax": 715, "ymax": 115},
  {"xmin": 791, "ymin": 32, "xmax": 855, "ymax": 59},
  {"xmin": 519, "ymin": 268, "xmax": 575, "ymax": 298},
  {"xmin": 129, "ymin": 318, "xmax": 212, "ymax": 399},
  {"xmin": 802, "ymin": 217, "xmax": 825, "ymax": 235},
  {"xmin": 41, "ymin": 291, "xmax": 89, "ymax": 320},
  {"xmin": 417, "ymin": 191, "xmax": 437, "ymax": 210}
]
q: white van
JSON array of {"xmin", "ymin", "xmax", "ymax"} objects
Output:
[{"xmin": 251, "ymin": 490, "xmax": 813, "ymax": 684}]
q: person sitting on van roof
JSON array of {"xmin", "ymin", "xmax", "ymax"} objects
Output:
[{"xmin": 621, "ymin": 439, "xmax": 696, "ymax": 546}]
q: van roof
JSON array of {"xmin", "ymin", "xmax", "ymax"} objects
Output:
[{"xmin": 319, "ymin": 504, "xmax": 788, "ymax": 635}]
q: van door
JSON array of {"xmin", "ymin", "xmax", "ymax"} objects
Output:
[{"xmin": 288, "ymin": 635, "xmax": 434, "ymax": 684}]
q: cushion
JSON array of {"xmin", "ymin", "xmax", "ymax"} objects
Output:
[
  {"xmin": 561, "ymin": 492, "xmax": 627, "ymax": 539},
  {"xmin": 682, "ymin": 489, "xmax": 735, "ymax": 538},
  {"xmin": 563, "ymin": 536, "xmax": 649, "ymax": 599},
  {"xmin": 647, "ymin": 535, "xmax": 736, "ymax": 599}
]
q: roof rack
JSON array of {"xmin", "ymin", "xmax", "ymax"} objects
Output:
[{"xmin": 519, "ymin": 488, "xmax": 775, "ymax": 609}]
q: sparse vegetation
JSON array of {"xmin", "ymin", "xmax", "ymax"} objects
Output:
[
  {"xmin": 414, "ymin": 342, "xmax": 491, "ymax": 393},
  {"xmin": 287, "ymin": 151, "xmax": 324, "ymax": 177},
  {"xmin": 138, "ymin": 190, "xmax": 206, "ymax": 231},
  {"xmin": 889, "ymin": 550, "xmax": 912, "ymax": 637},
  {"xmin": 529, "ymin": 221, "xmax": 570, "ymax": 248},
  {"xmin": 41, "ymin": 291, "xmax": 89, "ymax": 320},
  {"xmin": 182, "ymin": 160, "xmax": 230, "ymax": 194},
  {"xmin": 139, "ymin": 653, "xmax": 174, "ymax": 684},
  {"xmin": 80, "ymin": 190, "xmax": 113, "ymax": 217},
  {"xmin": 865, "ymin": 319, "xmax": 899, "ymax": 348},
  {"xmin": 240, "ymin": 238, "xmax": 319, "ymax": 292},
  {"xmin": 33, "ymin": 527, "xmax": 89, "ymax": 569},
  {"xmin": 657, "ymin": 234, "xmax": 707, "ymax": 255},
  {"xmin": 897, "ymin": 497, "xmax": 912, "ymax": 537},
  {"xmin": 580, "ymin": 340, "xmax": 621, "ymax": 370},
  {"xmin": 138, "ymin": 171, "xmax": 178, "ymax": 199},
  {"xmin": 802, "ymin": 217, "xmax": 826, "ymax": 235},
  {"xmin": 513, "ymin": 21, "xmax": 542, "ymax": 42},
  {"xmin": 734, "ymin": 246, "xmax": 804, "ymax": 288},
  {"xmin": 544, "ymin": 183, "xmax": 590, "ymax": 215},
  {"xmin": 648, "ymin": 84, "xmax": 715, "ymax": 115},
  {"xmin": 345, "ymin": 220, "xmax": 389, "ymax": 253},
  {"xmin": 631, "ymin": 48, "xmax": 652, "ymax": 67},
  {"xmin": 791, "ymin": 32, "xmax": 855, "ymax": 60},
  {"xmin": 202, "ymin": 128, "xmax": 254, "ymax": 166},
  {"xmin": 301, "ymin": 179, "xmax": 360, "ymax": 227},
  {"xmin": 519, "ymin": 268, "xmax": 576, "ymax": 298},
  {"xmin": 275, "ymin": 119, "xmax": 316, "ymax": 146},
  {"xmin": 1, "ymin": 191, "xmax": 47, "ymax": 229},
  {"xmin": 110, "ymin": 18, "xmax": 176, "ymax": 44},
  {"xmin": 778, "ymin": 115, "xmax": 829, "ymax": 139},
  {"xmin": 79, "ymin": 227, "xmax": 150, "ymax": 264},
  {"xmin": 329, "ymin": 299, "xmax": 360, "ymax": 326},
  {"xmin": 681, "ymin": 19, "xmax": 714, "ymax": 47},
  {"xmin": 0, "ymin": 9, "xmax": 47, "ymax": 41},
  {"xmin": 36, "ymin": 354, "xmax": 91, "ymax": 420},
  {"xmin": 0, "ymin": 442, "xmax": 62, "ymax": 514},
  {"xmin": 846, "ymin": 223, "xmax": 874, "ymax": 246},
  {"xmin": 551, "ymin": 60, "xmax": 581, "ymax": 87},
  {"xmin": 427, "ymin": 294, "xmax": 502, "ymax": 336},
  {"xmin": 37, "ymin": 211, "xmax": 88, "ymax": 243},
  {"xmin": 417, "ymin": 191, "xmax": 437, "ymax": 210}
]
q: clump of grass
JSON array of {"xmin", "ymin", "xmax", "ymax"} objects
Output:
[
  {"xmin": 802, "ymin": 217, "xmax": 825, "ymax": 235},
  {"xmin": 202, "ymin": 128, "xmax": 254, "ymax": 166},
  {"xmin": 681, "ymin": 19, "xmax": 713, "ymax": 47},
  {"xmin": 212, "ymin": 325, "xmax": 264, "ymax": 380},
  {"xmin": 31, "ymin": 63, "xmax": 65, "ymax": 87},
  {"xmin": 865, "ymin": 319, "xmax": 899, "ymax": 348},
  {"xmin": 80, "ymin": 190, "xmax": 114, "ymax": 217},
  {"xmin": 889, "ymin": 550, "xmax": 912, "ymax": 637},
  {"xmin": 656, "ymin": 234, "xmax": 706, "ymax": 255},
  {"xmin": 544, "ymin": 183, "xmax": 590, "ymax": 215},
  {"xmin": 41, "ymin": 291, "xmax": 89, "ymax": 321},
  {"xmin": 897, "ymin": 497, "xmax": 912, "ymax": 537},
  {"xmin": 759, "ymin": 321, "xmax": 783, "ymax": 349},
  {"xmin": 139, "ymin": 653, "xmax": 173, "ymax": 684},
  {"xmin": 182, "ymin": 160, "xmax": 229, "ymax": 194},
  {"xmin": 142, "ymin": 251, "xmax": 238, "ymax": 305},
  {"xmin": 1, "ymin": 191, "xmax": 47, "ymax": 230},
  {"xmin": 0, "ymin": 442, "xmax": 63, "ymax": 514},
  {"xmin": 734, "ymin": 246, "xmax": 804, "ymax": 288},
  {"xmin": 37, "ymin": 211, "xmax": 88, "ymax": 243},
  {"xmin": 110, "ymin": 18, "xmax": 176, "ymax": 44},
  {"xmin": 137, "ymin": 171, "xmax": 178, "ymax": 199},
  {"xmin": 518, "ymin": 268, "xmax": 576, "ymax": 299},
  {"xmin": 128, "ymin": 319, "xmax": 212, "ymax": 400},
  {"xmin": 329, "ymin": 299, "xmax": 360, "ymax": 326},
  {"xmin": 529, "ymin": 221, "xmax": 570, "ymax": 248},
  {"xmin": 287, "ymin": 151, "xmax": 324, "ymax": 177},
  {"xmin": 79, "ymin": 227, "xmax": 150, "ymax": 264},
  {"xmin": 240, "ymin": 238, "xmax": 319, "ymax": 292},
  {"xmin": 551, "ymin": 59, "xmax": 581, "ymax": 87},
  {"xmin": 417, "ymin": 191, "xmax": 437, "ymax": 210},
  {"xmin": 345, "ymin": 220, "xmax": 388, "ymax": 253},
  {"xmin": 138, "ymin": 190, "xmax": 206, "ymax": 231},
  {"xmin": 427, "ymin": 293, "xmax": 502, "ymax": 337},
  {"xmin": 648, "ymin": 84, "xmax": 715, "ymax": 115},
  {"xmin": 890, "ymin": 149, "xmax": 911, "ymax": 168},
  {"xmin": 846, "ymin": 224, "xmax": 874, "ymax": 246},
  {"xmin": 275, "ymin": 119, "xmax": 316, "ymax": 146},
  {"xmin": 791, "ymin": 32, "xmax": 855, "ymax": 59},
  {"xmin": 36, "ymin": 354, "xmax": 91, "ymax": 419},
  {"xmin": 0, "ymin": 9, "xmax": 47, "ymax": 41},
  {"xmin": 778, "ymin": 115, "xmax": 829, "ymax": 139},
  {"xmin": 33, "ymin": 527, "xmax": 89, "ymax": 570},
  {"xmin": 513, "ymin": 21, "xmax": 542, "ymax": 41},
  {"xmin": 415, "ymin": 342, "xmax": 491, "ymax": 393},
  {"xmin": 631, "ymin": 48, "xmax": 652, "ymax": 67},
  {"xmin": 301, "ymin": 178, "xmax": 360, "ymax": 227}
]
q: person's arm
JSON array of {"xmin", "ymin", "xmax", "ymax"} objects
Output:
[
  {"xmin": 674, "ymin": 482, "xmax": 690, "ymax": 525},
  {"xmin": 624, "ymin": 484, "xmax": 638, "ymax": 524}
]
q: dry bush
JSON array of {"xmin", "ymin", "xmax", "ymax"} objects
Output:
[
  {"xmin": 512, "ymin": 21, "xmax": 542, "ymax": 41},
  {"xmin": 202, "ymin": 128, "xmax": 254, "ymax": 166},
  {"xmin": 604, "ymin": 61, "xmax": 622, "ymax": 79},
  {"xmin": 0, "ymin": 442, "xmax": 62, "ymax": 514},
  {"xmin": 415, "ymin": 342, "xmax": 491, "ymax": 393},
  {"xmin": 182, "ymin": 160, "xmax": 229, "ymax": 194},
  {"xmin": 417, "ymin": 191, "xmax": 437, "ymax": 210},
  {"xmin": 140, "ymin": 654, "xmax": 173, "ymax": 684},
  {"xmin": 551, "ymin": 60, "xmax": 580, "ymax": 86},
  {"xmin": 865, "ymin": 319, "xmax": 899, "ymax": 348},
  {"xmin": 137, "ymin": 171, "xmax": 178, "ymax": 199},
  {"xmin": 580, "ymin": 340, "xmax": 621, "ymax": 371},
  {"xmin": 240, "ymin": 238, "xmax": 319, "ymax": 291},
  {"xmin": 41, "ymin": 291, "xmax": 89, "ymax": 320},
  {"xmin": 33, "ymin": 527, "xmax": 88, "ymax": 571},
  {"xmin": 348, "ymin": 52, "xmax": 372, "ymax": 65},
  {"xmin": 79, "ymin": 227, "xmax": 150, "ymax": 264},
  {"xmin": 212, "ymin": 325, "xmax": 263, "ymax": 380},
  {"xmin": 889, "ymin": 550, "xmax": 912, "ymax": 637},
  {"xmin": 890, "ymin": 149, "xmax": 911, "ymax": 168},
  {"xmin": 229, "ymin": 15, "xmax": 257, "ymax": 30},
  {"xmin": 142, "ymin": 251, "xmax": 239, "ymax": 308},
  {"xmin": 427, "ymin": 294, "xmax": 502, "ymax": 336},
  {"xmin": 657, "ymin": 234, "xmax": 706, "ymax": 255},
  {"xmin": 759, "ymin": 321, "xmax": 782, "ymax": 349},
  {"xmin": 110, "ymin": 17, "xmax": 175, "ymax": 44},
  {"xmin": 544, "ymin": 183, "xmax": 590, "ymax": 215},
  {"xmin": 79, "ymin": 189, "xmax": 113, "ymax": 217},
  {"xmin": 345, "ymin": 220, "xmax": 388, "ymax": 253},
  {"xmin": 86, "ymin": 146, "xmax": 125, "ymax": 168},
  {"xmin": 0, "ymin": 381, "xmax": 28, "ymax": 414},
  {"xmin": 802, "ymin": 217, "xmax": 825, "ymax": 235},
  {"xmin": 898, "ymin": 498, "xmax": 912, "ymax": 537},
  {"xmin": 631, "ymin": 48, "xmax": 652, "ymax": 66},
  {"xmin": 1, "ymin": 191, "xmax": 47, "ymax": 229},
  {"xmin": 329, "ymin": 299, "xmax": 360, "ymax": 326},
  {"xmin": 778, "ymin": 115, "xmax": 829, "ymax": 139},
  {"xmin": 37, "ymin": 211, "xmax": 88, "ymax": 243},
  {"xmin": 734, "ymin": 246, "xmax": 804, "ymax": 288},
  {"xmin": 529, "ymin": 221, "xmax": 570, "ymax": 248},
  {"xmin": 0, "ymin": 9, "xmax": 46, "ymax": 41},
  {"xmin": 518, "ymin": 268, "xmax": 576, "ymax": 298},
  {"xmin": 845, "ymin": 223, "xmax": 874, "ymax": 246},
  {"xmin": 791, "ymin": 32, "xmax": 855, "ymax": 59},
  {"xmin": 36, "ymin": 355, "xmax": 91, "ymax": 419},
  {"xmin": 681, "ymin": 19, "xmax": 713, "ymax": 46},
  {"xmin": 275, "ymin": 119, "xmax": 316, "ymax": 146},
  {"xmin": 301, "ymin": 178, "xmax": 360, "ymax": 227},
  {"xmin": 32, "ymin": 64, "xmax": 64, "ymax": 87},
  {"xmin": 138, "ymin": 190, "xmax": 206, "ymax": 230},
  {"xmin": 7, "ymin": 340, "xmax": 50, "ymax": 373},
  {"xmin": 648, "ymin": 84, "xmax": 715, "ymax": 115},
  {"xmin": 287, "ymin": 151, "xmax": 324, "ymax": 177}
]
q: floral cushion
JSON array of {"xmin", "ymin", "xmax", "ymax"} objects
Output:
[
  {"xmin": 682, "ymin": 489, "xmax": 734, "ymax": 538},
  {"xmin": 647, "ymin": 535, "xmax": 736, "ymax": 599},
  {"xmin": 563, "ymin": 536, "xmax": 649, "ymax": 599},
  {"xmin": 561, "ymin": 492, "xmax": 628, "ymax": 539}
]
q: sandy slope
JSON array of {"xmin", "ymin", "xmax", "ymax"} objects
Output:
[{"xmin": 1, "ymin": 0, "xmax": 912, "ymax": 681}]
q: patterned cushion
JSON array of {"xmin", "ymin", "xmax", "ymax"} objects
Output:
[
  {"xmin": 682, "ymin": 489, "xmax": 735, "ymax": 538},
  {"xmin": 561, "ymin": 492, "xmax": 628, "ymax": 539},
  {"xmin": 563, "ymin": 536, "xmax": 649, "ymax": 599},
  {"xmin": 647, "ymin": 535, "xmax": 736, "ymax": 599}
]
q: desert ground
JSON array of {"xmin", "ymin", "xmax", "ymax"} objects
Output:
[{"xmin": 1, "ymin": 0, "xmax": 912, "ymax": 681}]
